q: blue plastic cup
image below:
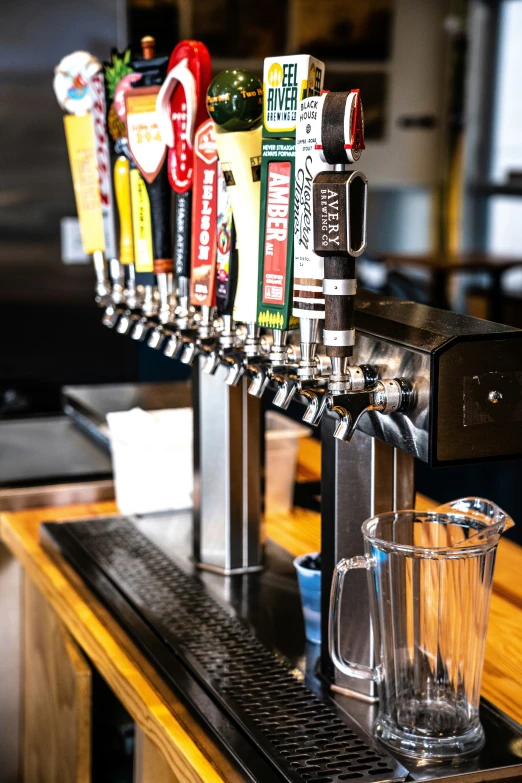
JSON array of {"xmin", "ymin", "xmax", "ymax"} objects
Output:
[{"xmin": 294, "ymin": 552, "xmax": 321, "ymax": 644}]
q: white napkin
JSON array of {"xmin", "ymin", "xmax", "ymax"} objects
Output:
[{"xmin": 107, "ymin": 407, "xmax": 193, "ymax": 515}]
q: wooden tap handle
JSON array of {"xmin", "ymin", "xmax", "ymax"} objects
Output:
[
  {"xmin": 323, "ymin": 257, "xmax": 355, "ymax": 359},
  {"xmin": 114, "ymin": 156, "xmax": 134, "ymax": 266},
  {"xmin": 144, "ymin": 165, "xmax": 173, "ymax": 275}
]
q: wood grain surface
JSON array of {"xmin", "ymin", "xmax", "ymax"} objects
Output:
[
  {"xmin": 135, "ymin": 725, "xmax": 180, "ymax": 783},
  {"xmin": 24, "ymin": 573, "xmax": 91, "ymax": 783},
  {"xmin": 1, "ymin": 502, "xmax": 235, "ymax": 783},
  {"xmin": 1, "ymin": 438, "xmax": 521, "ymax": 781}
]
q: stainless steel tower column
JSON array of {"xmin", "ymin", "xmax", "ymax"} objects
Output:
[{"xmin": 193, "ymin": 355, "xmax": 264, "ymax": 574}]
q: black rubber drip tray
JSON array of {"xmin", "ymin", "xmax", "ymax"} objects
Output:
[{"xmin": 62, "ymin": 517, "xmax": 405, "ymax": 783}]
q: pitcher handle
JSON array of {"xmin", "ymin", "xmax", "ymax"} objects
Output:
[{"xmin": 328, "ymin": 556, "xmax": 380, "ymax": 682}]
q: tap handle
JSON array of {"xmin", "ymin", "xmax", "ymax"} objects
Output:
[
  {"xmin": 158, "ymin": 40, "xmax": 212, "ymax": 282},
  {"xmin": 207, "ymin": 70, "xmax": 263, "ymax": 325},
  {"xmin": 216, "ymin": 168, "xmax": 239, "ymax": 317},
  {"xmin": 129, "ymin": 166, "xmax": 155, "ymax": 288},
  {"xmin": 144, "ymin": 165, "xmax": 173, "ymax": 276},
  {"xmin": 126, "ymin": 40, "xmax": 172, "ymax": 280},
  {"xmin": 189, "ymin": 119, "xmax": 219, "ymax": 308},
  {"xmin": 174, "ymin": 191, "xmax": 191, "ymax": 278},
  {"xmin": 114, "ymin": 155, "xmax": 134, "ymax": 266},
  {"xmin": 313, "ymin": 169, "xmax": 368, "ymax": 363},
  {"xmin": 54, "ymin": 54, "xmax": 109, "ymax": 295}
]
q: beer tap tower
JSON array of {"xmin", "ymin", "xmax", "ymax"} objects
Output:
[{"xmin": 47, "ymin": 40, "xmax": 522, "ymax": 782}]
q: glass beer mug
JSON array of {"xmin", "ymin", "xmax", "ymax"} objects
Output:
[{"xmin": 329, "ymin": 498, "xmax": 514, "ymax": 759}]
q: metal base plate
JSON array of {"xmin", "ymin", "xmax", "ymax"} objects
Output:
[{"xmin": 41, "ymin": 513, "xmax": 522, "ymax": 783}]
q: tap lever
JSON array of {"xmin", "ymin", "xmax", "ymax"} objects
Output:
[
  {"xmin": 180, "ymin": 341, "xmax": 199, "ymax": 365},
  {"xmin": 148, "ymin": 324, "xmax": 171, "ymax": 350},
  {"xmin": 300, "ymin": 387, "xmax": 329, "ymax": 426},
  {"xmin": 329, "ymin": 378, "xmax": 414, "ymax": 442},
  {"xmin": 202, "ymin": 350, "xmax": 221, "ymax": 375},
  {"xmin": 272, "ymin": 374, "xmax": 299, "ymax": 409},
  {"xmin": 221, "ymin": 353, "xmax": 245, "ymax": 386},
  {"xmin": 102, "ymin": 305, "xmax": 121, "ymax": 329},
  {"xmin": 164, "ymin": 331, "xmax": 184, "ymax": 359},
  {"xmin": 131, "ymin": 317, "xmax": 154, "ymax": 342},
  {"xmin": 247, "ymin": 363, "xmax": 271, "ymax": 398}
]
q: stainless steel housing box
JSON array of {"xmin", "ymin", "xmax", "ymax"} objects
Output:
[{"xmin": 352, "ymin": 292, "xmax": 522, "ymax": 466}]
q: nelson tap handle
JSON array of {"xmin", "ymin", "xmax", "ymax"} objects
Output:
[{"xmin": 144, "ymin": 165, "xmax": 173, "ymax": 275}]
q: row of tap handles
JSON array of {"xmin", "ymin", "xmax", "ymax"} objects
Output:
[{"xmin": 55, "ymin": 39, "xmax": 414, "ymax": 443}]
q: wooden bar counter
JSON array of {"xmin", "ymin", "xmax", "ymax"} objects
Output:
[{"xmin": 2, "ymin": 439, "xmax": 522, "ymax": 781}]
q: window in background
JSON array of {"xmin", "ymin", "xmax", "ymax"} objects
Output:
[{"xmin": 488, "ymin": 0, "xmax": 522, "ymax": 255}]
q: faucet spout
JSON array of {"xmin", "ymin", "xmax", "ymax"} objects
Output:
[
  {"xmin": 328, "ymin": 378, "xmax": 414, "ymax": 442},
  {"xmin": 247, "ymin": 362, "xmax": 271, "ymax": 398},
  {"xmin": 272, "ymin": 373, "xmax": 299, "ymax": 409},
  {"xmin": 300, "ymin": 387, "xmax": 329, "ymax": 426}
]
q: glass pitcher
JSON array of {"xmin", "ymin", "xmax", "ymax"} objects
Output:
[{"xmin": 329, "ymin": 498, "xmax": 514, "ymax": 760}]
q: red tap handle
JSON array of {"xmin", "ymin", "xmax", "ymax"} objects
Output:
[{"xmin": 157, "ymin": 41, "xmax": 212, "ymax": 281}]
